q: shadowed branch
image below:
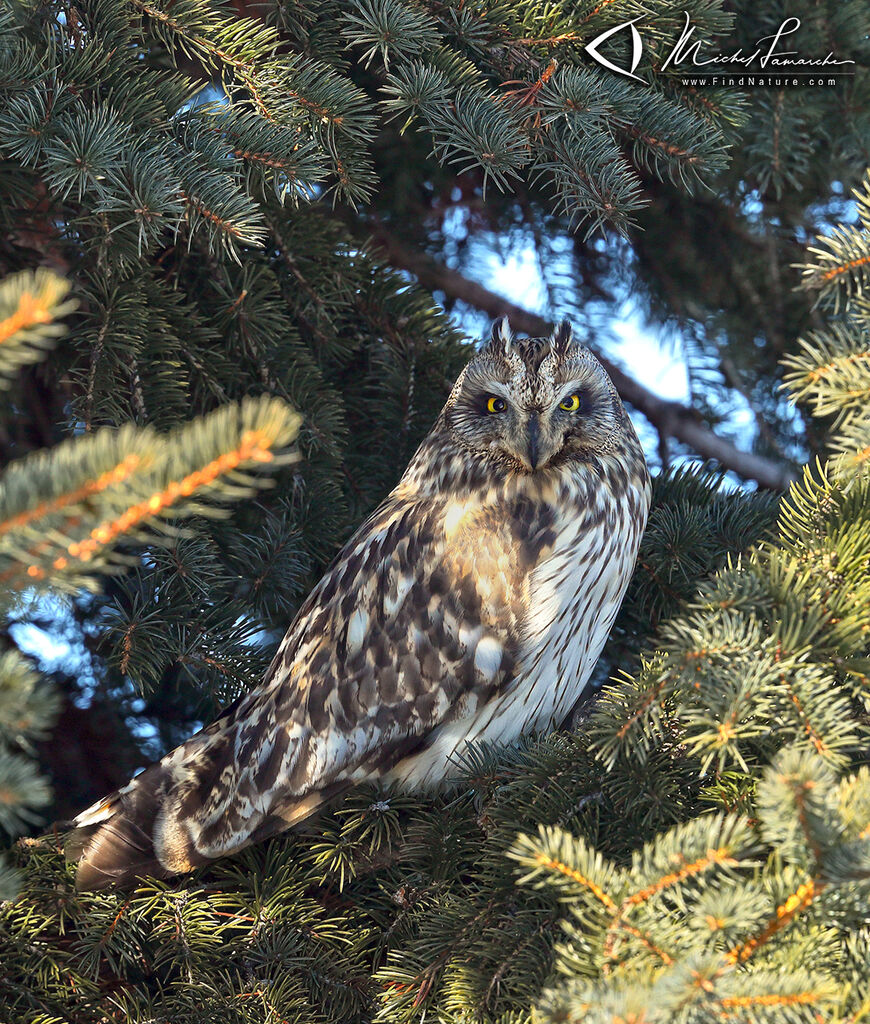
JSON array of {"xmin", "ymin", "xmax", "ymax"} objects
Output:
[{"xmin": 372, "ymin": 233, "xmax": 795, "ymax": 491}]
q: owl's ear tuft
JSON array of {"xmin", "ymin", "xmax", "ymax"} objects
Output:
[
  {"xmin": 551, "ymin": 320, "xmax": 573, "ymax": 356},
  {"xmin": 486, "ymin": 316, "xmax": 514, "ymax": 355}
]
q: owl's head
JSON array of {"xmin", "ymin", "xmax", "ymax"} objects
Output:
[{"xmin": 444, "ymin": 318, "xmax": 625, "ymax": 473}]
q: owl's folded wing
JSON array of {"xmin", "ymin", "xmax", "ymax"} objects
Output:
[{"xmin": 70, "ymin": 495, "xmax": 525, "ymax": 889}]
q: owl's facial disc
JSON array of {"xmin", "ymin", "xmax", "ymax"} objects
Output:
[{"xmin": 445, "ymin": 320, "xmax": 622, "ymax": 473}]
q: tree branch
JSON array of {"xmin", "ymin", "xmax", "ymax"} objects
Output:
[{"xmin": 372, "ymin": 233, "xmax": 795, "ymax": 491}]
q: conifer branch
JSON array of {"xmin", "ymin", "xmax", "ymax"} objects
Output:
[
  {"xmin": 717, "ymin": 991, "xmax": 828, "ymax": 1014},
  {"xmin": 0, "ymin": 397, "xmax": 301, "ymax": 586},
  {"xmin": 0, "ymin": 454, "xmax": 143, "ymax": 538},
  {"xmin": 530, "ymin": 852, "xmax": 618, "ymax": 911},
  {"xmin": 608, "ymin": 923, "xmax": 674, "ymax": 967},
  {"xmin": 797, "ymin": 171, "xmax": 870, "ymax": 312},
  {"xmin": 37, "ymin": 429, "xmax": 277, "ymax": 572},
  {"xmin": 621, "ymin": 846, "xmax": 736, "ymax": 907},
  {"xmin": 127, "ymin": 0, "xmax": 277, "ymax": 120},
  {"xmin": 370, "ymin": 231, "xmax": 795, "ymax": 489},
  {"xmin": 725, "ymin": 880, "xmax": 819, "ymax": 965},
  {"xmin": 0, "ymin": 270, "xmax": 77, "ymax": 387}
]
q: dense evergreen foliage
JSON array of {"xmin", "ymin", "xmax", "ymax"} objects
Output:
[
  {"xmin": 1, "ymin": 0, "xmax": 869, "ymax": 1020},
  {"xmin": 4, "ymin": 224, "xmax": 870, "ymax": 1015}
]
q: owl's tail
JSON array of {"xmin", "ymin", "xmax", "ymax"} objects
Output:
[
  {"xmin": 65, "ymin": 713, "xmax": 244, "ymax": 891},
  {"xmin": 65, "ymin": 721, "xmax": 347, "ymax": 891},
  {"xmin": 65, "ymin": 762, "xmax": 178, "ymax": 891}
]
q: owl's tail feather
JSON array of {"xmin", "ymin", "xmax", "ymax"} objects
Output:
[
  {"xmin": 66, "ymin": 756, "xmax": 351, "ymax": 891},
  {"xmin": 69, "ymin": 814, "xmax": 164, "ymax": 892},
  {"xmin": 66, "ymin": 764, "xmax": 184, "ymax": 891}
]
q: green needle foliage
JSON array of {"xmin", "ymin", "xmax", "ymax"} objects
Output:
[
  {"xmin": 1, "ymin": 0, "xmax": 869, "ymax": 1020},
  {"xmin": 0, "ymin": 649, "xmax": 58, "ymax": 901},
  {"xmin": 0, "ymin": 268, "xmax": 300, "ymax": 900},
  {"xmin": 3, "ymin": 181, "xmax": 870, "ymax": 1024},
  {"xmin": 0, "ymin": 269, "xmax": 76, "ymax": 387},
  {"xmin": 513, "ymin": 751, "xmax": 868, "ymax": 1024},
  {"xmin": 785, "ymin": 171, "xmax": 870, "ymax": 474},
  {"xmin": 364, "ymin": 0, "xmax": 732, "ymax": 232}
]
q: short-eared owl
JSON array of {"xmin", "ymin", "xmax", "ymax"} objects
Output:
[{"xmin": 71, "ymin": 319, "xmax": 651, "ymax": 889}]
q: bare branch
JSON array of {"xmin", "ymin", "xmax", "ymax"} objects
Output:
[{"xmin": 372, "ymin": 233, "xmax": 795, "ymax": 491}]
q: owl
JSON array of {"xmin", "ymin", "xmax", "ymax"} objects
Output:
[{"xmin": 70, "ymin": 318, "xmax": 651, "ymax": 890}]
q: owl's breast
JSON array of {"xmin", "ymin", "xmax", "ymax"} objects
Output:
[
  {"xmin": 437, "ymin": 487, "xmax": 559, "ymax": 639},
  {"xmin": 482, "ymin": 500, "xmax": 633, "ymax": 734},
  {"xmin": 383, "ymin": 474, "xmax": 648, "ymax": 790}
]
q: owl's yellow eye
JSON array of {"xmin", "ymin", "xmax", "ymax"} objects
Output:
[
  {"xmin": 559, "ymin": 394, "xmax": 581, "ymax": 412},
  {"xmin": 486, "ymin": 396, "xmax": 507, "ymax": 414}
]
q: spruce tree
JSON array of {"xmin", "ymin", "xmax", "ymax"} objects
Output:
[
  {"xmin": 0, "ymin": 0, "xmax": 763, "ymax": 830},
  {"xmin": 1, "ymin": 1, "xmax": 869, "ymax": 1022},
  {"xmin": 3, "ymin": 137, "xmax": 870, "ymax": 1024},
  {"xmin": 0, "ymin": 267, "xmax": 301, "ymax": 901},
  {"xmin": 344, "ymin": 0, "xmax": 870, "ymax": 471}
]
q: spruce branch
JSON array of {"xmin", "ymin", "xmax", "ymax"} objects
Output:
[
  {"xmin": 0, "ymin": 269, "xmax": 77, "ymax": 388},
  {"xmin": 511, "ymin": 748, "xmax": 869, "ymax": 1023},
  {"xmin": 0, "ymin": 396, "xmax": 301, "ymax": 589},
  {"xmin": 726, "ymin": 879, "xmax": 818, "ymax": 966},
  {"xmin": 796, "ymin": 171, "xmax": 870, "ymax": 313}
]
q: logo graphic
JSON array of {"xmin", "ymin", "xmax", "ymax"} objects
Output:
[
  {"xmin": 584, "ymin": 18, "xmax": 644, "ymax": 82},
  {"xmin": 582, "ymin": 13, "xmax": 854, "ymax": 88}
]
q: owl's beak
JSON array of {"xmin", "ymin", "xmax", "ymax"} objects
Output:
[
  {"xmin": 518, "ymin": 411, "xmax": 561, "ymax": 472},
  {"xmin": 527, "ymin": 413, "xmax": 540, "ymax": 470}
]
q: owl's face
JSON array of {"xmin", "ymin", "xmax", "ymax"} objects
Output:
[{"xmin": 445, "ymin": 319, "xmax": 624, "ymax": 473}]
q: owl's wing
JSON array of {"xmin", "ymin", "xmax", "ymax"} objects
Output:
[{"xmin": 70, "ymin": 491, "xmax": 535, "ymax": 889}]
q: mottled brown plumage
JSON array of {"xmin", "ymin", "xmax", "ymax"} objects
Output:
[{"xmin": 70, "ymin": 319, "xmax": 651, "ymax": 890}]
